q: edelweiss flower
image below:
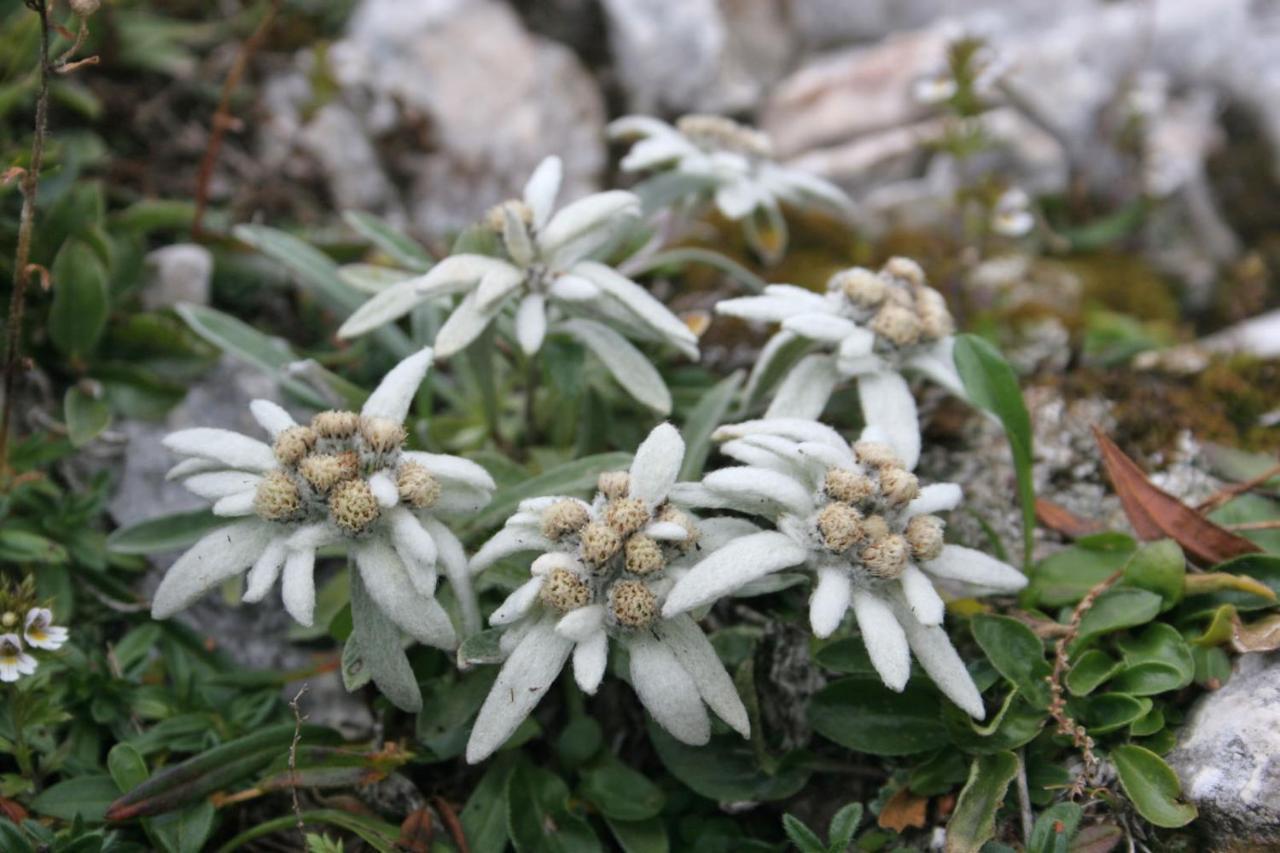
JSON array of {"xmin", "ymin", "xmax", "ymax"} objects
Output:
[
  {"xmin": 23, "ymin": 608, "xmax": 68, "ymax": 651},
  {"xmin": 338, "ymin": 156, "xmax": 698, "ymax": 415},
  {"xmin": 664, "ymin": 419, "xmax": 1026, "ymax": 719},
  {"xmin": 609, "ymin": 114, "xmax": 856, "ymax": 263},
  {"xmin": 719, "ymin": 257, "xmax": 964, "ymax": 469},
  {"xmin": 465, "ymin": 423, "xmax": 751, "ymax": 763},
  {"xmin": 0, "ymin": 634, "xmax": 36, "ymax": 683},
  {"xmin": 153, "ymin": 348, "xmax": 495, "ymax": 660}
]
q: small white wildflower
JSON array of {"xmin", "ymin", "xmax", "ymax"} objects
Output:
[
  {"xmin": 608, "ymin": 114, "xmax": 856, "ymax": 264},
  {"xmin": 23, "ymin": 608, "xmax": 68, "ymax": 651},
  {"xmin": 718, "ymin": 257, "xmax": 965, "ymax": 469},
  {"xmin": 913, "ymin": 73, "xmax": 958, "ymax": 106},
  {"xmin": 338, "ymin": 157, "xmax": 697, "ymax": 415},
  {"xmin": 0, "ymin": 633, "xmax": 36, "ymax": 683},
  {"xmin": 465, "ymin": 423, "xmax": 753, "ymax": 763},
  {"xmin": 152, "ymin": 347, "xmax": 496, "ymax": 665},
  {"xmin": 663, "ymin": 419, "xmax": 1027, "ymax": 719},
  {"xmin": 991, "ymin": 187, "xmax": 1034, "ymax": 237}
]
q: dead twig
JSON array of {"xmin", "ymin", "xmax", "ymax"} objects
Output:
[
  {"xmin": 1197, "ymin": 462, "xmax": 1280, "ymax": 514},
  {"xmin": 1223, "ymin": 519, "xmax": 1280, "ymax": 532},
  {"xmin": 191, "ymin": 0, "xmax": 283, "ymax": 239},
  {"xmin": 288, "ymin": 683, "xmax": 309, "ymax": 847},
  {"xmin": 1046, "ymin": 569, "xmax": 1123, "ymax": 798}
]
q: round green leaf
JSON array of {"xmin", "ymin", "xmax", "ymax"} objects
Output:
[
  {"xmin": 971, "ymin": 614, "xmax": 1052, "ymax": 708},
  {"xmin": 64, "ymin": 384, "xmax": 111, "ymax": 447},
  {"xmin": 580, "ymin": 757, "xmax": 666, "ymax": 822},
  {"xmin": 1111, "ymin": 744, "xmax": 1197, "ymax": 828},
  {"xmin": 810, "ymin": 676, "xmax": 950, "ymax": 755},
  {"xmin": 1080, "ymin": 694, "xmax": 1152, "ymax": 734},
  {"xmin": 1123, "ymin": 539, "xmax": 1185, "ymax": 608},
  {"xmin": 1073, "ymin": 588, "xmax": 1162, "ymax": 646},
  {"xmin": 1066, "ymin": 649, "xmax": 1122, "ymax": 697},
  {"xmin": 49, "ymin": 238, "xmax": 109, "ymax": 358},
  {"xmin": 946, "ymin": 751, "xmax": 1019, "ymax": 853}
]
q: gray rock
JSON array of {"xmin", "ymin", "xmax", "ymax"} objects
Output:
[
  {"xmin": 141, "ymin": 244, "xmax": 212, "ymax": 312},
  {"xmin": 1168, "ymin": 652, "xmax": 1280, "ymax": 848}
]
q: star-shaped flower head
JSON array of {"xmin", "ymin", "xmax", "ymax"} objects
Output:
[
  {"xmin": 338, "ymin": 157, "xmax": 698, "ymax": 415},
  {"xmin": 719, "ymin": 257, "xmax": 964, "ymax": 469},
  {"xmin": 153, "ymin": 347, "xmax": 495, "ymax": 710},
  {"xmin": 663, "ymin": 419, "xmax": 1026, "ymax": 719},
  {"xmin": 609, "ymin": 114, "xmax": 856, "ymax": 264},
  {"xmin": 464, "ymin": 423, "xmax": 752, "ymax": 763},
  {"xmin": 0, "ymin": 577, "xmax": 67, "ymax": 683}
]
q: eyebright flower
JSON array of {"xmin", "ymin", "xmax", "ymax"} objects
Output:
[
  {"xmin": 0, "ymin": 579, "xmax": 65, "ymax": 682},
  {"xmin": 991, "ymin": 187, "xmax": 1034, "ymax": 237},
  {"xmin": 465, "ymin": 423, "xmax": 753, "ymax": 763},
  {"xmin": 664, "ymin": 419, "xmax": 1027, "ymax": 719},
  {"xmin": 152, "ymin": 348, "xmax": 495, "ymax": 706},
  {"xmin": 0, "ymin": 634, "xmax": 36, "ymax": 683},
  {"xmin": 718, "ymin": 256, "xmax": 964, "ymax": 469},
  {"xmin": 608, "ymin": 114, "xmax": 856, "ymax": 264},
  {"xmin": 23, "ymin": 608, "xmax": 68, "ymax": 651},
  {"xmin": 337, "ymin": 156, "xmax": 698, "ymax": 415}
]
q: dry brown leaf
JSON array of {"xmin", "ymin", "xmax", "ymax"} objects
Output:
[
  {"xmin": 433, "ymin": 795, "xmax": 470, "ymax": 853},
  {"xmin": 878, "ymin": 787, "xmax": 929, "ymax": 832},
  {"xmin": 1092, "ymin": 426, "xmax": 1261, "ymax": 565},
  {"xmin": 397, "ymin": 806, "xmax": 434, "ymax": 853},
  {"xmin": 0, "ymin": 797, "xmax": 28, "ymax": 824},
  {"xmin": 1231, "ymin": 611, "xmax": 1280, "ymax": 653},
  {"xmin": 1071, "ymin": 822, "xmax": 1125, "ymax": 853},
  {"xmin": 1035, "ymin": 497, "xmax": 1105, "ymax": 539}
]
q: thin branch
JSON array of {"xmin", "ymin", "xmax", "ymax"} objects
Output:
[
  {"xmin": 1197, "ymin": 461, "xmax": 1280, "ymax": 513},
  {"xmin": 288, "ymin": 683, "xmax": 310, "ymax": 848},
  {"xmin": 191, "ymin": 0, "xmax": 283, "ymax": 239}
]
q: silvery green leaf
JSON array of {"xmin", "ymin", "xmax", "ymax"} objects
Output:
[
  {"xmin": 557, "ymin": 318, "xmax": 672, "ymax": 415},
  {"xmin": 571, "ymin": 261, "xmax": 698, "ymax": 357},
  {"xmin": 342, "ymin": 210, "xmax": 434, "ymax": 272},
  {"xmin": 764, "ymin": 353, "xmax": 839, "ymax": 420},
  {"xmin": 341, "ymin": 633, "xmax": 373, "ymax": 692},
  {"xmin": 338, "ymin": 263, "xmax": 417, "ymax": 295},
  {"xmin": 538, "ymin": 190, "xmax": 640, "ymax": 263},
  {"xmin": 350, "ymin": 569, "xmax": 422, "ymax": 711}
]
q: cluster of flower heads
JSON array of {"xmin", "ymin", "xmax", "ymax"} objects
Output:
[
  {"xmin": 337, "ymin": 156, "xmax": 697, "ymax": 415},
  {"xmin": 720, "ymin": 256, "xmax": 964, "ymax": 469},
  {"xmin": 0, "ymin": 578, "xmax": 68, "ymax": 683},
  {"xmin": 153, "ymin": 348, "xmax": 494, "ymax": 709},
  {"xmin": 664, "ymin": 420, "xmax": 1026, "ymax": 719},
  {"xmin": 465, "ymin": 425, "xmax": 750, "ymax": 763},
  {"xmin": 609, "ymin": 114, "xmax": 856, "ymax": 263}
]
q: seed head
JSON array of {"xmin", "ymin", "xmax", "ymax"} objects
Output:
[
  {"xmin": 597, "ymin": 471, "xmax": 631, "ymax": 500},
  {"xmin": 882, "ymin": 256, "xmax": 926, "ymax": 289},
  {"xmin": 906, "ymin": 514, "xmax": 946, "ymax": 561},
  {"xmin": 879, "ymin": 467, "xmax": 920, "ymax": 507},
  {"xmin": 833, "ymin": 267, "xmax": 886, "ymax": 308},
  {"xmin": 824, "ymin": 467, "xmax": 875, "ymax": 504},
  {"xmin": 396, "ymin": 461, "xmax": 441, "ymax": 509},
  {"xmin": 273, "ymin": 426, "xmax": 317, "ymax": 466},
  {"xmin": 853, "ymin": 441, "xmax": 901, "ymax": 469},
  {"xmin": 311, "ymin": 410, "xmax": 360, "ymax": 440},
  {"xmin": 604, "ymin": 497, "xmax": 650, "ymax": 537},
  {"xmin": 656, "ymin": 505, "xmax": 699, "ymax": 550},
  {"xmin": 329, "ymin": 478, "xmax": 381, "ymax": 535},
  {"xmin": 359, "ymin": 416, "xmax": 407, "ymax": 454},
  {"xmin": 816, "ymin": 503, "xmax": 865, "ymax": 552},
  {"xmin": 625, "ymin": 535, "xmax": 665, "ymax": 575},
  {"xmin": 539, "ymin": 568, "xmax": 591, "ymax": 611},
  {"xmin": 579, "ymin": 522, "xmax": 623, "ymax": 566},
  {"xmin": 254, "ymin": 470, "xmax": 303, "ymax": 522},
  {"xmin": 862, "ymin": 533, "xmax": 910, "ymax": 579},
  {"xmin": 871, "ymin": 303, "xmax": 922, "ymax": 347},
  {"xmin": 299, "ymin": 452, "xmax": 360, "ymax": 494},
  {"xmin": 609, "ymin": 580, "xmax": 658, "ymax": 629},
  {"xmin": 541, "ymin": 499, "xmax": 590, "ymax": 541}
]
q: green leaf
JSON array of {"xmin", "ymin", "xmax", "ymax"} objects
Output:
[
  {"xmin": 1073, "ymin": 588, "xmax": 1162, "ymax": 646},
  {"xmin": 1108, "ymin": 663, "xmax": 1188, "ymax": 696},
  {"xmin": 1202, "ymin": 443, "xmax": 1280, "ymax": 489},
  {"xmin": 971, "ymin": 614, "xmax": 1052, "ymax": 708},
  {"xmin": 1111, "ymin": 623, "xmax": 1194, "ymax": 695},
  {"xmin": 0, "ymin": 529, "xmax": 68, "ymax": 563},
  {"xmin": 64, "ymin": 385, "xmax": 111, "ymax": 447},
  {"xmin": 233, "ymin": 224, "xmax": 412, "ymax": 357},
  {"xmin": 1026, "ymin": 539, "xmax": 1135, "ymax": 609},
  {"xmin": 212, "ymin": 809, "xmax": 399, "ymax": 853},
  {"xmin": 1129, "ymin": 706, "xmax": 1165, "ymax": 737},
  {"xmin": 954, "ymin": 334, "xmax": 1035, "ymax": 565},
  {"xmin": 1122, "ymin": 539, "xmax": 1184, "ymax": 608},
  {"xmin": 465, "ymin": 452, "xmax": 633, "ymax": 536},
  {"xmin": 456, "ymin": 627, "xmax": 506, "ymax": 668},
  {"xmin": 1111, "ymin": 744, "xmax": 1197, "ymax": 828},
  {"xmin": 461, "ymin": 756, "xmax": 514, "ymax": 853},
  {"xmin": 148, "ymin": 800, "xmax": 215, "ymax": 853},
  {"xmin": 580, "ymin": 756, "xmax": 666, "ymax": 822},
  {"xmin": 781, "ymin": 815, "xmax": 826, "ymax": 853},
  {"xmin": 1192, "ymin": 645, "xmax": 1231, "ymax": 688},
  {"xmin": 556, "ymin": 716, "xmax": 603, "ymax": 768},
  {"xmin": 646, "ymin": 721, "xmax": 809, "ymax": 803},
  {"xmin": 809, "ymin": 676, "xmax": 950, "ymax": 755},
  {"xmin": 604, "ymin": 816, "xmax": 669, "ymax": 853},
  {"xmin": 107, "ymin": 743, "xmax": 149, "ymax": 791},
  {"xmin": 1027, "ymin": 802, "xmax": 1082, "ymax": 853},
  {"xmin": 343, "ymin": 210, "xmax": 433, "ymax": 272},
  {"xmin": 1065, "ymin": 650, "xmax": 1121, "ymax": 697},
  {"xmin": 106, "ymin": 510, "xmax": 225, "ymax": 555},
  {"xmin": 943, "ymin": 692, "xmax": 1046, "ymax": 754},
  {"xmin": 828, "ymin": 802, "xmax": 864, "ymax": 849},
  {"xmin": 812, "ymin": 637, "xmax": 877, "ymax": 676},
  {"xmin": 945, "ymin": 751, "xmax": 1019, "ymax": 853},
  {"xmin": 1080, "ymin": 694, "xmax": 1151, "ymax": 734},
  {"xmin": 32, "ymin": 775, "xmax": 120, "ymax": 823},
  {"xmin": 48, "ymin": 238, "xmax": 109, "ymax": 358},
  {"xmin": 349, "ymin": 570, "xmax": 422, "ymax": 712},
  {"xmin": 679, "ymin": 371, "xmax": 743, "ymax": 481},
  {"xmin": 507, "ymin": 762, "xmax": 602, "ymax": 853},
  {"xmin": 1175, "ymin": 554, "xmax": 1280, "ymax": 618},
  {"xmin": 0, "ymin": 820, "xmax": 34, "ymax": 853},
  {"xmin": 175, "ymin": 303, "xmax": 365, "ymax": 409}
]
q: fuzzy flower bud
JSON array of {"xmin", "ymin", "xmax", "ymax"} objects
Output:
[
  {"xmin": 833, "ymin": 267, "xmax": 886, "ymax": 308},
  {"xmin": 816, "ymin": 503, "xmax": 864, "ymax": 552},
  {"xmin": 579, "ymin": 522, "xmax": 623, "ymax": 566},
  {"xmin": 299, "ymin": 452, "xmax": 359, "ymax": 494},
  {"xmin": 879, "ymin": 467, "xmax": 920, "ymax": 507},
  {"xmin": 597, "ymin": 471, "xmax": 631, "ymax": 500},
  {"xmin": 359, "ymin": 416, "xmax": 407, "ymax": 454},
  {"xmin": 604, "ymin": 497, "xmax": 650, "ymax": 537},
  {"xmin": 329, "ymin": 478, "xmax": 381, "ymax": 535},
  {"xmin": 853, "ymin": 441, "xmax": 901, "ymax": 470},
  {"xmin": 609, "ymin": 580, "xmax": 659, "ymax": 629},
  {"xmin": 882, "ymin": 256, "xmax": 926, "ymax": 289},
  {"xmin": 625, "ymin": 535, "xmax": 665, "ymax": 575},
  {"xmin": 541, "ymin": 499, "xmax": 590, "ymax": 541},
  {"xmin": 396, "ymin": 461, "xmax": 441, "ymax": 509},
  {"xmin": 656, "ymin": 505, "xmax": 699, "ymax": 550},
  {"xmin": 273, "ymin": 426, "xmax": 317, "ymax": 466},
  {"xmin": 311, "ymin": 410, "xmax": 360, "ymax": 440},
  {"xmin": 871, "ymin": 303, "xmax": 922, "ymax": 347},
  {"xmin": 677, "ymin": 114, "xmax": 773, "ymax": 158},
  {"xmin": 861, "ymin": 514, "xmax": 891, "ymax": 543},
  {"xmin": 484, "ymin": 199, "xmax": 533, "ymax": 233},
  {"xmin": 906, "ymin": 515, "xmax": 946, "ymax": 562},
  {"xmin": 254, "ymin": 470, "xmax": 303, "ymax": 522},
  {"xmin": 862, "ymin": 533, "xmax": 910, "ymax": 579},
  {"xmin": 915, "ymin": 287, "xmax": 955, "ymax": 340},
  {"xmin": 824, "ymin": 467, "xmax": 875, "ymax": 504},
  {"xmin": 540, "ymin": 568, "xmax": 591, "ymax": 611}
]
